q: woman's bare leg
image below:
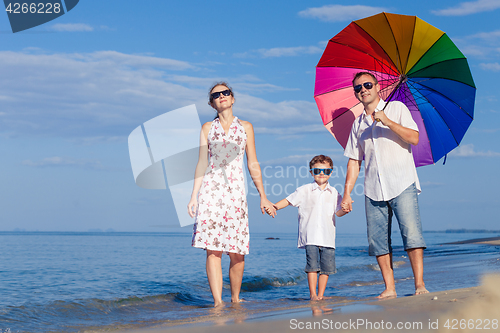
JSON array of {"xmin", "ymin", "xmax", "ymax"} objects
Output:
[
  {"xmin": 206, "ymin": 250, "xmax": 223, "ymax": 306},
  {"xmin": 228, "ymin": 252, "xmax": 245, "ymax": 303}
]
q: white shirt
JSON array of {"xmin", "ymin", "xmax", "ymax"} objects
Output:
[
  {"xmin": 286, "ymin": 182, "xmax": 342, "ymax": 249},
  {"xmin": 344, "ymin": 99, "xmax": 421, "ymax": 201}
]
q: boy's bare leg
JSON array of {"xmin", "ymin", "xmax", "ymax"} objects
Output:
[
  {"xmin": 407, "ymin": 248, "xmax": 428, "ymax": 295},
  {"xmin": 206, "ymin": 250, "xmax": 224, "ymax": 307},
  {"xmin": 317, "ymin": 274, "xmax": 329, "ymax": 300},
  {"xmin": 307, "ymin": 272, "xmax": 320, "ymax": 301},
  {"xmin": 376, "ymin": 253, "xmax": 397, "ymax": 298},
  {"xmin": 229, "ymin": 252, "xmax": 245, "ymax": 303}
]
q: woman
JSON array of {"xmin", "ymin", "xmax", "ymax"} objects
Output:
[{"xmin": 187, "ymin": 82, "xmax": 275, "ymax": 307}]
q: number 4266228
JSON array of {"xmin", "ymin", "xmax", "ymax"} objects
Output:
[{"xmin": 5, "ymin": 2, "xmax": 62, "ymax": 14}]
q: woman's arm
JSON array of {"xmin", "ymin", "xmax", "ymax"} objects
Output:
[
  {"xmin": 187, "ymin": 122, "xmax": 211, "ymax": 218},
  {"xmin": 242, "ymin": 121, "xmax": 276, "ymax": 217}
]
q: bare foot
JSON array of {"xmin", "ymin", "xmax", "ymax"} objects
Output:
[
  {"xmin": 214, "ymin": 300, "xmax": 225, "ymax": 308},
  {"xmin": 415, "ymin": 287, "xmax": 429, "ymax": 295},
  {"xmin": 376, "ymin": 289, "xmax": 397, "ymax": 299},
  {"xmin": 310, "ymin": 295, "xmax": 321, "ymax": 301},
  {"xmin": 231, "ymin": 298, "xmax": 246, "ymax": 303}
]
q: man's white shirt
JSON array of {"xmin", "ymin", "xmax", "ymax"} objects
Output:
[{"xmin": 344, "ymin": 99, "xmax": 421, "ymax": 201}]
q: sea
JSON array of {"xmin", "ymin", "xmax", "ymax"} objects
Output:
[{"xmin": 0, "ymin": 230, "xmax": 499, "ymax": 332}]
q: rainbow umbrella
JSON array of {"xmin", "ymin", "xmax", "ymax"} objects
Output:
[{"xmin": 314, "ymin": 12, "xmax": 475, "ymax": 167}]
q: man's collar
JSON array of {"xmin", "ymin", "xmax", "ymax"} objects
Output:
[{"xmin": 362, "ymin": 99, "xmax": 386, "ymax": 117}]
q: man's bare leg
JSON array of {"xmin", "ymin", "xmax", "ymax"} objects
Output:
[
  {"xmin": 376, "ymin": 253, "xmax": 397, "ymax": 298},
  {"xmin": 317, "ymin": 274, "xmax": 329, "ymax": 300},
  {"xmin": 206, "ymin": 250, "xmax": 224, "ymax": 307},
  {"xmin": 307, "ymin": 272, "xmax": 320, "ymax": 301},
  {"xmin": 228, "ymin": 252, "xmax": 245, "ymax": 303},
  {"xmin": 407, "ymin": 248, "xmax": 428, "ymax": 295}
]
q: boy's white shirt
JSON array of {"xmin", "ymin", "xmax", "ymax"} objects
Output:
[{"xmin": 286, "ymin": 181, "xmax": 342, "ymax": 249}]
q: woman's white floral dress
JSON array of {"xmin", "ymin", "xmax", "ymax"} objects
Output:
[{"xmin": 192, "ymin": 117, "xmax": 249, "ymax": 255}]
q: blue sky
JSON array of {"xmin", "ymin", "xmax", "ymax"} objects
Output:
[{"xmin": 1, "ymin": 0, "xmax": 500, "ymax": 234}]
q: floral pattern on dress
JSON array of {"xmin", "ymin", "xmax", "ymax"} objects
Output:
[{"xmin": 192, "ymin": 117, "xmax": 249, "ymax": 255}]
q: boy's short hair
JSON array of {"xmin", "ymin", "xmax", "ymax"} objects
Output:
[{"xmin": 309, "ymin": 155, "xmax": 333, "ymax": 169}]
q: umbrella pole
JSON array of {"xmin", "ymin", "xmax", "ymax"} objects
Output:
[{"xmin": 381, "ymin": 74, "xmax": 407, "ymax": 111}]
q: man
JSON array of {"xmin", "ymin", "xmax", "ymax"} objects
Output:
[{"xmin": 341, "ymin": 72, "xmax": 428, "ymax": 298}]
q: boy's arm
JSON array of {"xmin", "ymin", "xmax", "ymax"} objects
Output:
[
  {"xmin": 273, "ymin": 198, "xmax": 290, "ymax": 210},
  {"xmin": 335, "ymin": 209, "xmax": 347, "ymax": 217}
]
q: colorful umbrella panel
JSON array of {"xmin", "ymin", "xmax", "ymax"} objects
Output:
[{"xmin": 314, "ymin": 12, "xmax": 475, "ymax": 167}]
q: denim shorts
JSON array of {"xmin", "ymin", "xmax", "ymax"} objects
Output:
[
  {"xmin": 365, "ymin": 183, "xmax": 426, "ymax": 256},
  {"xmin": 305, "ymin": 245, "xmax": 336, "ymax": 275}
]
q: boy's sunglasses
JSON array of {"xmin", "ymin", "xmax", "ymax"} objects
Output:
[
  {"xmin": 210, "ymin": 89, "xmax": 232, "ymax": 100},
  {"xmin": 310, "ymin": 168, "xmax": 333, "ymax": 176},
  {"xmin": 353, "ymin": 82, "xmax": 374, "ymax": 93}
]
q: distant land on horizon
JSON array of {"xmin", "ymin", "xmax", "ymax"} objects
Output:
[
  {"xmin": 424, "ymin": 229, "xmax": 500, "ymax": 234},
  {"xmin": 3, "ymin": 228, "xmax": 500, "ymax": 234}
]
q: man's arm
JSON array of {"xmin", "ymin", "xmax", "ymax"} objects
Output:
[
  {"xmin": 373, "ymin": 110, "xmax": 419, "ymax": 145},
  {"xmin": 341, "ymin": 158, "xmax": 362, "ymax": 212}
]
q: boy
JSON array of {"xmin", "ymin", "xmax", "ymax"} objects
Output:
[{"xmin": 271, "ymin": 155, "xmax": 347, "ymax": 301}]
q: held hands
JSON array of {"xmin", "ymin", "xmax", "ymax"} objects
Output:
[
  {"xmin": 261, "ymin": 197, "xmax": 276, "ymax": 218},
  {"xmin": 341, "ymin": 194, "xmax": 354, "ymax": 213}
]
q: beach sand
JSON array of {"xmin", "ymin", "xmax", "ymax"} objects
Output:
[{"xmin": 118, "ymin": 238, "xmax": 500, "ymax": 333}]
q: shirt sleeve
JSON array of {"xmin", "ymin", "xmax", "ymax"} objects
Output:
[
  {"xmin": 286, "ymin": 187, "xmax": 302, "ymax": 207},
  {"xmin": 396, "ymin": 101, "xmax": 419, "ymax": 132},
  {"xmin": 334, "ymin": 192, "xmax": 343, "ymax": 214},
  {"xmin": 344, "ymin": 118, "xmax": 364, "ymax": 161}
]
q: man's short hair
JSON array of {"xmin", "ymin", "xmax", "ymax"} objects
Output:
[
  {"xmin": 309, "ymin": 155, "xmax": 333, "ymax": 169},
  {"xmin": 352, "ymin": 72, "xmax": 378, "ymax": 86}
]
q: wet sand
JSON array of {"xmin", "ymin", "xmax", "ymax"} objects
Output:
[{"xmin": 117, "ymin": 237, "xmax": 500, "ymax": 333}]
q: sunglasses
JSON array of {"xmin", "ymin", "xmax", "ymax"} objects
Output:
[
  {"xmin": 310, "ymin": 168, "xmax": 333, "ymax": 176},
  {"xmin": 353, "ymin": 82, "xmax": 374, "ymax": 93},
  {"xmin": 210, "ymin": 89, "xmax": 232, "ymax": 100}
]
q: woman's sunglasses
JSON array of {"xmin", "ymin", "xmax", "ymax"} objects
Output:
[
  {"xmin": 353, "ymin": 82, "xmax": 374, "ymax": 93},
  {"xmin": 310, "ymin": 168, "xmax": 333, "ymax": 176},
  {"xmin": 210, "ymin": 89, "xmax": 232, "ymax": 100}
]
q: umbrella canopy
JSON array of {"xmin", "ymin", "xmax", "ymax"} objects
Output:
[{"xmin": 314, "ymin": 12, "xmax": 475, "ymax": 167}]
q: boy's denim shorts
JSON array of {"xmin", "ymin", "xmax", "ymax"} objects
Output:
[
  {"xmin": 305, "ymin": 245, "xmax": 336, "ymax": 275},
  {"xmin": 365, "ymin": 183, "xmax": 426, "ymax": 256}
]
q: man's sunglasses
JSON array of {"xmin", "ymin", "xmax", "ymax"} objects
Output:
[
  {"xmin": 310, "ymin": 168, "xmax": 333, "ymax": 176},
  {"xmin": 353, "ymin": 82, "xmax": 374, "ymax": 93},
  {"xmin": 210, "ymin": 89, "xmax": 232, "ymax": 100}
]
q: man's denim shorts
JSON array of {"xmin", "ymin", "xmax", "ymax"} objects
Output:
[
  {"xmin": 365, "ymin": 183, "xmax": 426, "ymax": 256},
  {"xmin": 305, "ymin": 245, "xmax": 336, "ymax": 275}
]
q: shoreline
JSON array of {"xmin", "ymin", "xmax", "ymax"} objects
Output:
[
  {"xmin": 115, "ymin": 236, "xmax": 500, "ymax": 333},
  {"xmin": 118, "ymin": 285, "xmax": 494, "ymax": 333}
]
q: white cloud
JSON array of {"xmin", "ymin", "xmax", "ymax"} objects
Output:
[
  {"xmin": 255, "ymin": 124, "xmax": 324, "ymax": 135},
  {"xmin": 432, "ymin": 0, "xmax": 500, "ymax": 16},
  {"xmin": 257, "ymin": 46, "xmax": 323, "ymax": 58},
  {"xmin": 453, "ymin": 29, "xmax": 500, "ymax": 59},
  {"xmin": 420, "ymin": 181, "xmax": 445, "ymax": 188},
  {"xmin": 235, "ymin": 45, "xmax": 323, "ymax": 58},
  {"xmin": 50, "ymin": 23, "xmax": 94, "ymax": 32},
  {"xmin": 0, "ymin": 50, "xmax": 320, "ymax": 141},
  {"xmin": 298, "ymin": 5, "xmax": 387, "ymax": 22},
  {"xmin": 261, "ymin": 154, "xmax": 315, "ymax": 166},
  {"xmin": 448, "ymin": 144, "xmax": 500, "ymax": 157},
  {"xmin": 22, "ymin": 156, "xmax": 105, "ymax": 169},
  {"xmin": 479, "ymin": 62, "xmax": 500, "ymax": 71},
  {"xmin": 467, "ymin": 30, "xmax": 500, "ymax": 40}
]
